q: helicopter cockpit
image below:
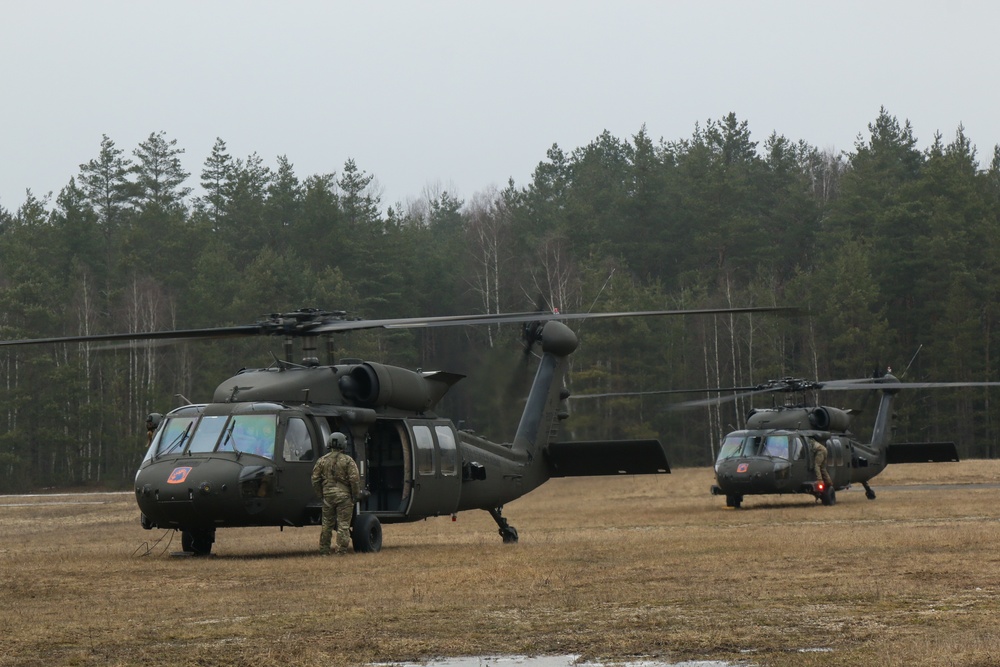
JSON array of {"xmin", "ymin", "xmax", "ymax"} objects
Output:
[
  {"xmin": 715, "ymin": 432, "xmax": 806, "ymax": 467},
  {"xmin": 136, "ymin": 402, "xmax": 330, "ymax": 532}
]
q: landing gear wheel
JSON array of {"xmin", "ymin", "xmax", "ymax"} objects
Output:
[
  {"xmin": 180, "ymin": 527, "xmax": 215, "ymax": 555},
  {"xmin": 351, "ymin": 513, "xmax": 383, "ymax": 553},
  {"xmin": 726, "ymin": 494, "xmax": 743, "ymax": 509},
  {"xmin": 821, "ymin": 487, "xmax": 837, "ymax": 506},
  {"xmin": 488, "ymin": 506, "xmax": 519, "ymax": 544}
]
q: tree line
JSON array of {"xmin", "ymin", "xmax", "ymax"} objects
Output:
[{"xmin": 2, "ymin": 107, "xmax": 999, "ymax": 491}]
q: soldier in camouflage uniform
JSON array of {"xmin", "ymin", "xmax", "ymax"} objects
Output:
[
  {"xmin": 811, "ymin": 438, "xmax": 833, "ymax": 487},
  {"xmin": 311, "ymin": 432, "xmax": 361, "ymax": 555}
]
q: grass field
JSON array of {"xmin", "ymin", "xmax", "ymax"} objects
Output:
[{"xmin": 3, "ymin": 460, "xmax": 1000, "ymax": 666}]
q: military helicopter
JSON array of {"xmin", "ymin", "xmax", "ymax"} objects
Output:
[
  {"xmin": 585, "ymin": 372, "xmax": 1000, "ymax": 509},
  {"xmin": 0, "ymin": 305, "xmax": 791, "ymax": 554}
]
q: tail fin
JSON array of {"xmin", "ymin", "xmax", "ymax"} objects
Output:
[
  {"xmin": 511, "ymin": 321, "xmax": 578, "ymax": 456},
  {"xmin": 870, "ymin": 373, "xmax": 900, "ymax": 449}
]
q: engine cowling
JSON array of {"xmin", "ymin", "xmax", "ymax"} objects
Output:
[
  {"xmin": 339, "ymin": 362, "xmax": 462, "ymax": 412},
  {"xmin": 809, "ymin": 406, "xmax": 852, "ymax": 432}
]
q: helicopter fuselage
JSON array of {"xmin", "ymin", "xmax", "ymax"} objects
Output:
[
  {"xmin": 710, "ymin": 422, "xmax": 887, "ymax": 508},
  {"xmin": 707, "ymin": 374, "xmax": 958, "ymax": 508},
  {"xmin": 135, "ymin": 320, "xmax": 670, "ymax": 554}
]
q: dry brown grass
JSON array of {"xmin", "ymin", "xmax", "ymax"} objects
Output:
[{"xmin": 3, "ymin": 461, "xmax": 1000, "ymax": 666}]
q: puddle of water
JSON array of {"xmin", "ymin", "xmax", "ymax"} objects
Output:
[{"xmin": 374, "ymin": 655, "xmax": 751, "ymax": 667}]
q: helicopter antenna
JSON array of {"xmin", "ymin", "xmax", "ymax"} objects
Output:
[
  {"xmin": 585, "ymin": 269, "xmax": 616, "ymax": 316},
  {"xmin": 900, "ymin": 345, "xmax": 923, "ymax": 379},
  {"xmin": 174, "ymin": 393, "xmax": 193, "ymax": 405}
]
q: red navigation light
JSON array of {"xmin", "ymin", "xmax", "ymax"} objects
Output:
[{"xmin": 816, "ymin": 482, "xmax": 825, "ymax": 492}]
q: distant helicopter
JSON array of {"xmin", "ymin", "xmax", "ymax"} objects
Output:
[
  {"xmin": 574, "ymin": 372, "xmax": 1000, "ymax": 508},
  {"xmin": 0, "ymin": 306, "xmax": 791, "ymax": 554}
]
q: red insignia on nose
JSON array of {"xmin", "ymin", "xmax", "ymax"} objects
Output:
[{"xmin": 168, "ymin": 467, "xmax": 192, "ymax": 484}]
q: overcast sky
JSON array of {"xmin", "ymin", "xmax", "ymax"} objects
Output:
[{"xmin": 2, "ymin": 1, "xmax": 998, "ymax": 213}]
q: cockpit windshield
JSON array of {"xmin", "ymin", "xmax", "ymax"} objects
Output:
[
  {"xmin": 760, "ymin": 435, "xmax": 790, "ymax": 459},
  {"xmin": 718, "ymin": 435, "xmax": 745, "ymax": 460},
  {"xmin": 716, "ymin": 433, "xmax": 791, "ymax": 462},
  {"xmin": 147, "ymin": 416, "xmax": 197, "ymax": 460},
  {"xmin": 143, "ymin": 412, "xmax": 278, "ymax": 461},
  {"xmin": 217, "ymin": 414, "xmax": 277, "ymax": 459}
]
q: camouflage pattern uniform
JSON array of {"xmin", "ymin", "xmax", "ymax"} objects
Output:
[
  {"xmin": 311, "ymin": 434, "xmax": 361, "ymax": 555},
  {"xmin": 812, "ymin": 440, "xmax": 833, "ymax": 486}
]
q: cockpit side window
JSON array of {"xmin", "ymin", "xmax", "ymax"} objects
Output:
[
  {"xmin": 282, "ymin": 418, "xmax": 313, "ymax": 462},
  {"xmin": 791, "ymin": 436, "xmax": 805, "ymax": 461}
]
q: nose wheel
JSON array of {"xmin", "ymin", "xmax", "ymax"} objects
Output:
[
  {"xmin": 488, "ymin": 506, "xmax": 519, "ymax": 544},
  {"xmin": 180, "ymin": 527, "xmax": 215, "ymax": 556}
]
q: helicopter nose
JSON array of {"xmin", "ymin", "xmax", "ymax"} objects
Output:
[
  {"xmin": 135, "ymin": 458, "xmax": 257, "ymax": 527},
  {"xmin": 716, "ymin": 459, "xmax": 776, "ymax": 493}
]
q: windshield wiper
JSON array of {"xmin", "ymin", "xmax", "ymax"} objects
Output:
[
  {"xmin": 219, "ymin": 421, "xmax": 242, "ymax": 459},
  {"xmin": 156, "ymin": 423, "xmax": 192, "ymax": 459}
]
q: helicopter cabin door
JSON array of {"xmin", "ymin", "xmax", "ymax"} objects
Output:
[
  {"xmin": 405, "ymin": 421, "xmax": 461, "ymax": 517},
  {"xmin": 275, "ymin": 415, "xmax": 319, "ymax": 514},
  {"xmin": 364, "ymin": 419, "xmax": 461, "ymax": 517}
]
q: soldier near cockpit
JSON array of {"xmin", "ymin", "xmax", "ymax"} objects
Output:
[
  {"xmin": 311, "ymin": 432, "xmax": 361, "ymax": 555},
  {"xmin": 811, "ymin": 438, "xmax": 833, "ymax": 487},
  {"xmin": 145, "ymin": 413, "xmax": 162, "ymax": 448}
]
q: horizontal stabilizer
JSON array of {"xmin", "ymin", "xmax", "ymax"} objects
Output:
[
  {"xmin": 887, "ymin": 442, "xmax": 959, "ymax": 464},
  {"xmin": 546, "ymin": 439, "xmax": 670, "ymax": 477}
]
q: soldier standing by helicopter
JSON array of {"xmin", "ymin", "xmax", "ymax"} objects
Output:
[
  {"xmin": 811, "ymin": 438, "xmax": 833, "ymax": 488},
  {"xmin": 311, "ymin": 432, "xmax": 361, "ymax": 555}
]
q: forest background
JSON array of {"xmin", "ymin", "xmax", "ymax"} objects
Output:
[{"xmin": 2, "ymin": 107, "xmax": 999, "ymax": 492}]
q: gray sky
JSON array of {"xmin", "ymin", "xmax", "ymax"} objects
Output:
[{"xmin": 2, "ymin": 0, "xmax": 998, "ymax": 213}]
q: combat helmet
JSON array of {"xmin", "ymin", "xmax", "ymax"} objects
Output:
[{"xmin": 328, "ymin": 432, "xmax": 348, "ymax": 451}]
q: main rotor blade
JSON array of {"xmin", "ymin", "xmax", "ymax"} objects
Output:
[
  {"xmin": 570, "ymin": 386, "xmax": 759, "ymax": 400},
  {"xmin": 314, "ymin": 305, "xmax": 800, "ymax": 333},
  {"xmin": 818, "ymin": 380, "xmax": 1000, "ymax": 391},
  {"xmin": 0, "ymin": 325, "xmax": 261, "ymax": 347},
  {"xmin": 0, "ymin": 305, "xmax": 797, "ymax": 347},
  {"xmin": 606, "ymin": 377, "xmax": 1000, "ymax": 411}
]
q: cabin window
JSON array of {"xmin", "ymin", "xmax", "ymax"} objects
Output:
[
  {"xmin": 761, "ymin": 435, "xmax": 790, "ymax": 460},
  {"xmin": 435, "ymin": 425, "xmax": 458, "ymax": 476},
  {"xmin": 217, "ymin": 414, "xmax": 277, "ymax": 459},
  {"xmin": 828, "ymin": 438, "xmax": 843, "ymax": 466},
  {"xmin": 187, "ymin": 415, "xmax": 229, "ymax": 454},
  {"xmin": 414, "ymin": 425, "xmax": 436, "ymax": 475},
  {"xmin": 282, "ymin": 418, "xmax": 313, "ymax": 461}
]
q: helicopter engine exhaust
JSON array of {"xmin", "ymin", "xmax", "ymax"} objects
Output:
[
  {"xmin": 809, "ymin": 406, "xmax": 851, "ymax": 432},
  {"xmin": 340, "ymin": 362, "xmax": 463, "ymax": 412}
]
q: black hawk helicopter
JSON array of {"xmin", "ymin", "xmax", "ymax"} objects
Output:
[
  {"xmin": 0, "ymin": 305, "xmax": 791, "ymax": 554},
  {"xmin": 580, "ymin": 372, "xmax": 1000, "ymax": 509}
]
